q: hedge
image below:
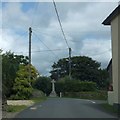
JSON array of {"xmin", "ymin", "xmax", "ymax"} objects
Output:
[
  {"xmin": 63, "ymin": 91, "xmax": 107, "ymax": 100},
  {"xmin": 55, "ymin": 77, "xmax": 97, "ymax": 94}
]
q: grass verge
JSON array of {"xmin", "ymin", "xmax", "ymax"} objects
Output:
[
  {"xmin": 63, "ymin": 91, "xmax": 107, "ymax": 100},
  {"xmin": 6, "ymin": 97, "xmax": 47, "ymax": 113},
  {"xmin": 6, "ymin": 105, "xmax": 27, "ymax": 113},
  {"xmin": 31, "ymin": 97, "xmax": 47, "ymax": 103},
  {"xmin": 100, "ymin": 103, "xmax": 118, "ymax": 114}
]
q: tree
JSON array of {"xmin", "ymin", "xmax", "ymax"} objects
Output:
[
  {"xmin": 11, "ymin": 64, "xmax": 39, "ymax": 100},
  {"xmin": 98, "ymin": 69, "xmax": 109, "ymax": 90},
  {"xmin": 2, "ymin": 51, "xmax": 29, "ymax": 98},
  {"xmin": 33, "ymin": 76, "xmax": 52, "ymax": 96},
  {"xmin": 50, "ymin": 56, "xmax": 108, "ymax": 89}
]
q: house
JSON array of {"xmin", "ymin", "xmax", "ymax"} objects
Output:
[
  {"xmin": 102, "ymin": 4, "xmax": 120, "ymax": 110},
  {"xmin": 107, "ymin": 59, "xmax": 113, "ymax": 91}
]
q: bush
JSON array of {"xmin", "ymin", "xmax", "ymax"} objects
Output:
[
  {"xmin": 33, "ymin": 76, "xmax": 52, "ymax": 96},
  {"xmin": 79, "ymin": 81, "xmax": 97, "ymax": 91},
  {"xmin": 10, "ymin": 78, "xmax": 33, "ymax": 100},
  {"xmin": 55, "ymin": 76, "xmax": 97, "ymax": 94},
  {"xmin": 63, "ymin": 91, "xmax": 107, "ymax": 100},
  {"xmin": 31, "ymin": 89, "xmax": 45, "ymax": 98}
]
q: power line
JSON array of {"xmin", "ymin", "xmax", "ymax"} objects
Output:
[
  {"xmin": 14, "ymin": 48, "xmax": 68, "ymax": 54},
  {"xmin": 32, "ymin": 48, "xmax": 68, "ymax": 53},
  {"xmin": 84, "ymin": 49, "xmax": 111, "ymax": 57},
  {"xmin": 52, "ymin": 0, "xmax": 69, "ymax": 48},
  {"xmin": 32, "ymin": 31, "xmax": 60, "ymax": 60},
  {"xmin": 33, "ymin": 28, "xmax": 63, "ymax": 40}
]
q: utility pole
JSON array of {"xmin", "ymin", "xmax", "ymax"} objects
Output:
[
  {"xmin": 69, "ymin": 48, "xmax": 71, "ymax": 80},
  {"xmin": 29, "ymin": 27, "xmax": 32, "ymax": 83}
]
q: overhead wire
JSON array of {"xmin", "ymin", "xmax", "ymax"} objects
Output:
[
  {"xmin": 32, "ymin": 48, "xmax": 68, "ymax": 53},
  {"xmin": 32, "ymin": 31, "xmax": 60, "ymax": 60},
  {"xmin": 52, "ymin": 0, "xmax": 70, "ymax": 48},
  {"xmin": 33, "ymin": 28, "xmax": 63, "ymax": 40},
  {"xmin": 83, "ymin": 48, "xmax": 111, "ymax": 57},
  {"xmin": 14, "ymin": 48, "xmax": 68, "ymax": 54}
]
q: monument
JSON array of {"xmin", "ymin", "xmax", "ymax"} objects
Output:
[{"xmin": 49, "ymin": 79, "xmax": 57, "ymax": 97}]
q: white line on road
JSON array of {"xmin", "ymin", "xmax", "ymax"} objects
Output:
[
  {"xmin": 91, "ymin": 101, "xmax": 96, "ymax": 104},
  {"xmin": 30, "ymin": 107, "xmax": 37, "ymax": 110},
  {"xmin": 86, "ymin": 100, "xmax": 96, "ymax": 104}
]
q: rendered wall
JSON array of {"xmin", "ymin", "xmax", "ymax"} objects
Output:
[{"xmin": 111, "ymin": 14, "xmax": 120, "ymax": 104}]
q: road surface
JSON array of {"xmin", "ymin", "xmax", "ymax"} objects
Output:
[{"xmin": 15, "ymin": 98, "xmax": 118, "ymax": 118}]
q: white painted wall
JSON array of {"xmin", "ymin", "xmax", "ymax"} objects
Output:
[
  {"xmin": 111, "ymin": 14, "xmax": 120, "ymax": 104},
  {"xmin": 108, "ymin": 91, "xmax": 114, "ymax": 105}
]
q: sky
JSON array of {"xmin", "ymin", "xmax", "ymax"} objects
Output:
[{"xmin": 1, "ymin": 1, "xmax": 119, "ymax": 76}]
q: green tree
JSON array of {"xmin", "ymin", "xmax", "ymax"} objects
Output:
[
  {"xmin": 2, "ymin": 51, "xmax": 29, "ymax": 98},
  {"xmin": 34, "ymin": 76, "xmax": 52, "ymax": 96},
  {"xmin": 98, "ymin": 69, "xmax": 109, "ymax": 90},
  {"xmin": 11, "ymin": 64, "xmax": 39, "ymax": 100},
  {"xmin": 50, "ymin": 56, "xmax": 100, "ymax": 81}
]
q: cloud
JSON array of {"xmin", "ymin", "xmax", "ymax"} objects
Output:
[
  {"xmin": 81, "ymin": 38, "xmax": 112, "ymax": 67},
  {"xmin": 1, "ymin": 2, "xmax": 117, "ymax": 75}
]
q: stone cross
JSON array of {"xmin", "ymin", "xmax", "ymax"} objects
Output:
[
  {"xmin": 51, "ymin": 79, "xmax": 56, "ymax": 92},
  {"xmin": 49, "ymin": 79, "xmax": 57, "ymax": 97}
]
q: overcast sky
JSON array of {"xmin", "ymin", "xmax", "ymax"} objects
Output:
[{"xmin": 1, "ymin": 1, "xmax": 119, "ymax": 76}]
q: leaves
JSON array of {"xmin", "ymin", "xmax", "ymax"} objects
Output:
[
  {"xmin": 33, "ymin": 76, "xmax": 52, "ymax": 96},
  {"xmin": 50, "ymin": 56, "xmax": 108, "ymax": 89},
  {"xmin": 11, "ymin": 64, "xmax": 39, "ymax": 100},
  {"xmin": 2, "ymin": 51, "xmax": 29, "ymax": 97}
]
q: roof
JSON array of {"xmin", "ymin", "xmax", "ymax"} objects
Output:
[
  {"xmin": 107, "ymin": 59, "xmax": 112, "ymax": 71},
  {"xmin": 102, "ymin": 5, "xmax": 120, "ymax": 25}
]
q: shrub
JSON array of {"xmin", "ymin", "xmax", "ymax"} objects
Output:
[
  {"xmin": 10, "ymin": 78, "xmax": 33, "ymax": 100},
  {"xmin": 33, "ymin": 76, "xmax": 52, "ymax": 96},
  {"xmin": 63, "ymin": 91, "xmax": 107, "ymax": 100},
  {"xmin": 31, "ymin": 89, "xmax": 45, "ymax": 98},
  {"xmin": 55, "ymin": 76, "xmax": 97, "ymax": 94}
]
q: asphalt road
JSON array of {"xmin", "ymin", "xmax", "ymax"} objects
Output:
[{"xmin": 15, "ymin": 98, "xmax": 118, "ymax": 118}]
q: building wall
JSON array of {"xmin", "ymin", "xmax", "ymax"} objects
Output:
[
  {"xmin": 111, "ymin": 14, "xmax": 120, "ymax": 104},
  {"xmin": 108, "ymin": 63, "xmax": 112, "ymax": 84},
  {"xmin": 118, "ymin": 13, "xmax": 120, "ymax": 105}
]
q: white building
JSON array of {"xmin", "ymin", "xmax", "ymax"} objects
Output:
[{"xmin": 102, "ymin": 5, "xmax": 120, "ymax": 111}]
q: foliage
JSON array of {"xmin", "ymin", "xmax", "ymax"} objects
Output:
[
  {"xmin": 2, "ymin": 51, "xmax": 29, "ymax": 98},
  {"xmin": 63, "ymin": 91, "xmax": 107, "ymax": 100},
  {"xmin": 31, "ymin": 97, "xmax": 47, "ymax": 103},
  {"xmin": 100, "ymin": 103, "xmax": 118, "ymax": 114},
  {"xmin": 31, "ymin": 89, "xmax": 45, "ymax": 98},
  {"xmin": 33, "ymin": 76, "xmax": 52, "ymax": 96},
  {"xmin": 50, "ymin": 56, "xmax": 108, "ymax": 89},
  {"xmin": 6, "ymin": 105, "xmax": 27, "ymax": 113},
  {"xmin": 11, "ymin": 64, "xmax": 38, "ymax": 100},
  {"xmin": 55, "ymin": 76, "xmax": 97, "ymax": 94},
  {"xmin": 98, "ymin": 69, "xmax": 109, "ymax": 90}
]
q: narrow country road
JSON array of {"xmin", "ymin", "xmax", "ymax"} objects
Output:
[{"xmin": 15, "ymin": 98, "xmax": 117, "ymax": 118}]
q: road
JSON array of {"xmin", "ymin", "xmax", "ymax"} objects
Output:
[{"xmin": 15, "ymin": 98, "xmax": 118, "ymax": 118}]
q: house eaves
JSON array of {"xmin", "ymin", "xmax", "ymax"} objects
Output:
[{"xmin": 102, "ymin": 5, "xmax": 120, "ymax": 25}]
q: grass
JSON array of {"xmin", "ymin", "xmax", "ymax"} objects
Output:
[
  {"xmin": 31, "ymin": 97, "xmax": 47, "ymax": 103},
  {"xmin": 6, "ymin": 97, "xmax": 47, "ymax": 113},
  {"xmin": 63, "ymin": 91, "xmax": 107, "ymax": 100},
  {"xmin": 6, "ymin": 105, "xmax": 27, "ymax": 113},
  {"xmin": 100, "ymin": 103, "xmax": 118, "ymax": 114}
]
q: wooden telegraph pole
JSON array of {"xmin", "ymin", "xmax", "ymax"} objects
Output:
[
  {"xmin": 69, "ymin": 48, "xmax": 71, "ymax": 80},
  {"xmin": 29, "ymin": 27, "xmax": 32, "ymax": 82}
]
